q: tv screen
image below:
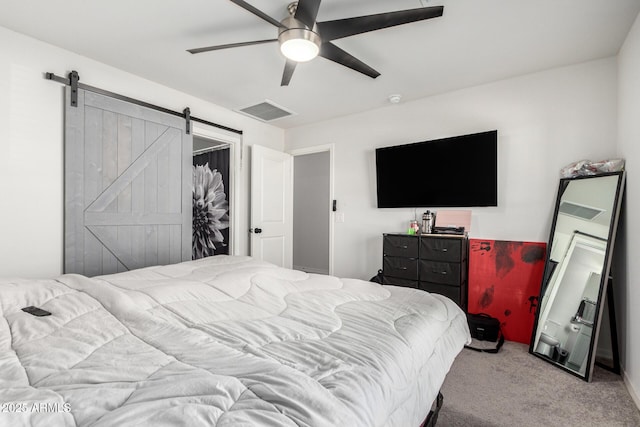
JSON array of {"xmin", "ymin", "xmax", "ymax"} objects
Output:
[{"xmin": 375, "ymin": 130, "xmax": 498, "ymax": 208}]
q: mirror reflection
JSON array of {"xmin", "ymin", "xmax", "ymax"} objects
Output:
[{"xmin": 531, "ymin": 172, "xmax": 624, "ymax": 380}]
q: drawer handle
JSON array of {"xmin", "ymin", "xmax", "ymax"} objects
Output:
[
  {"xmin": 400, "ymin": 267, "xmax": 408, "ymax": 270},
  {"xmin": 433, "ymin": 270, "xmax": 448, "ymax": 275},
  {"xmin": 440, "ymin": 248, "xmax": 448, "ymax": 252}
]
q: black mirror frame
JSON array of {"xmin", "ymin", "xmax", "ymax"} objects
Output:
[{"xmin": 529, "ymin": 170, "xmax": 626, "ymax": 382}]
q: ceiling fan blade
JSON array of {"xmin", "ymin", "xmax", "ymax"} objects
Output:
[
  {"xmin": 319, "ymin": 42, "xmax": 380, "ymax": 79},
  {"xmin": 294, "ymin": 0, "xmax": 322, "ymax": 30},
  {"xmin": 281, "ymin": 60, "xmax": 297, "ymax": 86},
  {"xmin": 229, "ymin": 0, "xmax": 284, "ymax": 28},
  {"xmin": 187, "ymin": 39, "xmax": 277, "ymax": 54},
  {"xmin": 317, "ymin": 6, "xmax": 443, "ymax": 41}
]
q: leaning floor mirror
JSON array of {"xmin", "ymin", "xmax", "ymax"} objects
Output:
[{"xmin": 529, "ymin": 170, "xmax": 625, "ymax": 381}]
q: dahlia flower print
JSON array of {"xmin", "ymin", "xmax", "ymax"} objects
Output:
[{"xmin": 192, "ymin": 163, "xmax": 229, "ymax": 259}]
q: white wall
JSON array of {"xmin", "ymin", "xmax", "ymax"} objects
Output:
[
  {"xmin": 285, "ymin": 58, "xmax": 619, "ymax": 281},
  {"xmin": 616, "ymin": 11, "xmax": 640, "ymax": 408},
  {"xmin": 0, "ymin": 25, "xmax": 284, "ymax": 279}
]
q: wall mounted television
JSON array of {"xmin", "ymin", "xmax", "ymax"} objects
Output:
[{"xmin": 375, "ymin": 130, "xmax": 498, "ymax": 208}]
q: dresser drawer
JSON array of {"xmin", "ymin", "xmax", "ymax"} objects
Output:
[
  {"xmin": 383, "ymin": 234, "xmax": 419, "ymax": 258},
  {"xmin": 382, "ymin": 275, "xmax": 419, "ymax": 289},
  {"xmin": 420, "ymin": 237, "xmax": 462, "ymax": 262},
  {"xmin": 420, "ymin": 282, "xmax": 462, "ymax": 305},
  {"xmin": 419, "ymin": 260, "xmax": 461, "ymax": 285},
  {"xmin": 383, "ymin": 256, "xmax": 418, "ymax": 280}
]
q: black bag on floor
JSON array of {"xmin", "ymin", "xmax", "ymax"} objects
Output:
[
  {"xmin": 369, "ymin": 269, "xmax": 384, "ymax": 284},
  {"xmin": 464, "ymin": 313, "xmax": 504, "ymax": 353}
]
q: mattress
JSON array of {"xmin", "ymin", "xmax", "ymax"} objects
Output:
[{"xmin": 1, "ymin": 256, "xmax": 470, "ymax": 426}]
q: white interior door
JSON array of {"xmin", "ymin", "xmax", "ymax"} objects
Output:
[{"xmin": 250, "ymin": 145, "xmax": 292, "ymax": 268}]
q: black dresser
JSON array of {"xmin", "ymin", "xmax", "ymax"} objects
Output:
[{"xmin": 382, "ymin": 233, "xmax": 468, "ymax": 310}]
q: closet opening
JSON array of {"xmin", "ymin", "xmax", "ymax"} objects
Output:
[{"xmin": 192, "ymin": 132, "xmax": 236, "ymax": 259}]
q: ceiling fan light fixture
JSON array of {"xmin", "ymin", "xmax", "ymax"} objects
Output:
[
  {"xmin": 188, "ymin": 1, "xmax": 445, "ymax": 84},
  {"xmin": 279, "ymin": 27, "xmax": 321, "ymax": 62}
]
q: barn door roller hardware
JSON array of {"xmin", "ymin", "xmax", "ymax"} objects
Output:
[
  {"xmin": 183, "ymin": 107, "xmax": 191, "ymax": 135},
  {"xmin": 69, "ymin": 71, "xmax": 79, "ymax": 107},
  {"xmin": 45, "ymin": 70, "xmax": 80, "ymax": 107},
  {"xmin": 44, "ymin": 70, "xmax": 242, "ymax": 135}
]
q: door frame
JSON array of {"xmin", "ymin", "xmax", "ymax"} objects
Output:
[
  {"xmin": 192, "ymin": 122, "xmax": 242, "ymax": 256},
  {"xmin": 288, "ymin": 144, "xmax": 335, "ymax": 276}
]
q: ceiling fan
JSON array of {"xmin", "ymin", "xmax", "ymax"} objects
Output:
[{"xmin": 187, "ymin": 0, "xmax": 444, "ymax": 86}]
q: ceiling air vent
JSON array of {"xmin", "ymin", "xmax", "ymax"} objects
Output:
[
  {"xmin": 559, "ymin": 201, "xmax": 604, "ymax": 221},
  {"xmin": 237, "ymin": 100, "xmax": 295, "ymax": 122}
]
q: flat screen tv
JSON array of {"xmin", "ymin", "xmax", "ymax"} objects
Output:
[{"xmin": 375, "ymin": 130, "xmax": 498, "ymax": 208}]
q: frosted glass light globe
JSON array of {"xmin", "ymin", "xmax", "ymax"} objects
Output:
[{"xmin": 280, "ymin": 38, "xmax": 320, "ymax": 62}]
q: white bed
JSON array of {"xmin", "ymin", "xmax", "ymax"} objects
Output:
[{"xmin": 0, "ymin": 256, "xmax": 470, "ymax": 426}]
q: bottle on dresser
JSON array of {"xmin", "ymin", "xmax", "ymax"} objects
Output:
[{"xmin": 422, "ymin": 210, "xmax": 435, "ymax": 234}]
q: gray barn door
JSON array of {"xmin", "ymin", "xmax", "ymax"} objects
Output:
[{"xmin": 65, "ymin": 88, "xmax": 192, "ymax": 276}]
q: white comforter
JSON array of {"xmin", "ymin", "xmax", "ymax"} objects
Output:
[{"xmin": 0, "ymin": 256, "xmax": 469, "ymax": 427}]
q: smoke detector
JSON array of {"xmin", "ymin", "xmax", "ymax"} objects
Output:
[{"xmin": 388, "ymin": 94, "xmax": 402, "ymax": 104}]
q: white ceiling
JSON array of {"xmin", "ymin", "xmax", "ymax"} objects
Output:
[{"xmin": 1, "ymin": 0, "xmax": 639, "ymax": 129}]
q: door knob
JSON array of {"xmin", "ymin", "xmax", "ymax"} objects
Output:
[{"xmin": 250, "ymin": 228, "xmax": 263, "ymax": 234}]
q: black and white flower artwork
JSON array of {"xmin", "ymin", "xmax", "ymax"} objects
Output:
[{"xmin": 192, "ymin": 163, "xmax": 229, "ymax": 259}]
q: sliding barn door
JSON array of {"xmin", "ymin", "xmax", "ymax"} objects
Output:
[{"xmin": 65, "ymin": 88, "xmax": 192, "ymax": 276}]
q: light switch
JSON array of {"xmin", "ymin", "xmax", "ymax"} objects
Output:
[{"xmin": 335, "ymin": 212, "xmax": 345, "ymax": 223}]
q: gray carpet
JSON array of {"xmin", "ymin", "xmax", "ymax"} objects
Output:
[{"xmin": 438, "ymin": 341, "xmax": 640, "ymax": 427}]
